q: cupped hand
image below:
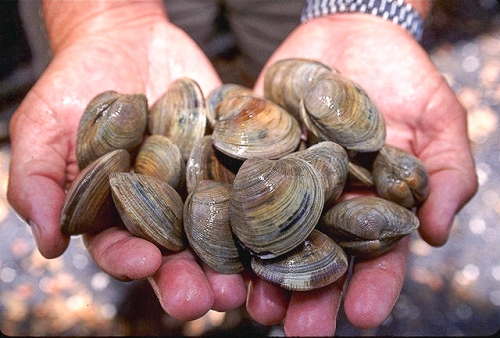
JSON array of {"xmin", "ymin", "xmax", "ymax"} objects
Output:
[
  {"xmin": 7, "ymin": 10, "xmax": 246, "ymax": 321},
  {"xmin": 251, "ymin": 14, "xmax": 478, "ymax": 335}
]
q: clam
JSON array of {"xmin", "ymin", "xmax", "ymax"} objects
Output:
[
  {"xmin": 320, "ymin": 196, "xmax": 419, "ymax": 258},
  {"xmin": 251, "ymin": 230, "xmax": 348, "ymax": 291},
  {"xmin": 299, "ymin": 73, "xmax": 386, "ymax": 153},
  {"xmin": 60, "ymin": 149, "xmax": 131, "ymax": 235},
  {"xmin": 134, "ymin": 134, "xmax": 185, "ymax": 190},
  {"xmin": 373, "ymin": 144, "xmax": 430, "ymax": 208},
  {"xmin": 184, "ymin": 180, "xmax": 244, "ymax": 274},
  {"xmin": 76, "ymin": 90, "xmax": 147, "ymax": 170},
  {"xmin": 212, "ymin": 95, "xmax": 301, "ymax": 160},
  {"xmin": 264, "ymin": 58, "xmax": 335, "ymax": 120},
  {"xmin": 148, "ymin": 77, "xmax": 207, "ymax": 161},
  {"xmin": 109, "ymin": 172, "xmax": 185, "ymax": 251},
  {"xmin": 230, "ymin": 157, "xmax": 325, "ymax": 259},
  {"xmin": 282, "ymin": 141, "xmax": 349, "ymax": 207},
  {"xmin": 185, "ymin": 135, "xmax": 240, "ymax": 194},
  {"xmin": 206, "ymin": 84, "xmax": 254, "ymax": 129}
]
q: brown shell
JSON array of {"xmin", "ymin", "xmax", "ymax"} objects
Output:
[
  {"xmin": 251, "ymin": 230, "xmax": 348, "ymax": 291},
  {"xmin": 212, "ymin": 95, "xmax": 301, "ymax": 160},
  {"xmin": 60, "ymin": 149, "xmax": 131, "ymax": 235},
  {"xmin": 320, "ymin": 196, "xmax": 419, "ymax": 258},
  {"xmin": 76, "ymin": 91, "xmax": 147, "ymax": 170},
  {"xmin": 109, "ymin": 172, "xmax": 185, "ymax": 251},
  {"xmin": 184, "ymin": 180, "xmax": 244, "ymax": 274},
  {"xmin": 229, "ymin": 157, "xmax": 324, "ymax": 259}
]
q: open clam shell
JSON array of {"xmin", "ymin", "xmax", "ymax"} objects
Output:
[
  {"xmin": 212, "ymin": 95, "xmax": 301, "ymax": 160},
  {"xmin": 109, "ymin": 172, "xmax": 185, "ymax": 251},
  {"xmin": 76, "ymin": 91, "xmax": 147, "ymax": 170},
  {"xmin": 230, "ymin": 157, "xmax": 325, "ymax": 259},
  {"xmin": 251, "ymin": 230, "xmax": 348, "ymax": 291},
  {"xmin": 60, "ymin": 149, "xmax": 131, "ymax": 235},
  {"xmin": 320, "ymin": 196, "xmax": 419, "ymax": 258},
  {"xmin": 184, "ymin": 180, "xmax": 244, "ymax": 274}
]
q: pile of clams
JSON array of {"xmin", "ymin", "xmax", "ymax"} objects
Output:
[{"xmin": 61, "ymin": 58, "xmax": 429, "ymax": 292}]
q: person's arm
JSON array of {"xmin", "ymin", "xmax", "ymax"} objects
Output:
[{"xmin": 251, "ymin": 0, "xmax": 477, "ymax": 335}]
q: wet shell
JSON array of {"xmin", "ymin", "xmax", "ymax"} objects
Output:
[
  {"xmin": 212, "ymin": 95, "xmax": 301, "ymax": 160},
  {"xmin": 282, "ymin": 141, "xmax": 349, "ymax": 207},
  {"xmin": 148, "ymin": 77, "xmax": 207, "ymax": 161},
  {"xmin": 109, "ymin": 172, "xmax": 185, "ymax": 251},
  {"xmin": 230, "ymin": 157, "xmax": 325, "ymax": 259},
  {"xmin": 184, "ymin": 180, "xmax": 244, "ymax": 274},
  {"xmin": 185, "ymin": 135, "xmax": 240, "ymax": 194},
  {"xmin": 60, "ymin": 149, "xmax": 131, "ymax": 235},
  {"xmin": 373, "ymin": 144, "xmax": 430, "ymax": 208},
  {"xmin": 264, "ymin": 58, "xmax": 335, "ymax": 120},
  {"xmin": 76, "ymin": 91, "xmax": 147, "ymax": 170},
  {"xmin": 320, "ymin": 196, "xmax": 419, "ymax": 258},
  {"xmin": 134, "ymin": 134, "xmax": 185, "ymax": 190},
  {"xmin": 251, "ymin": 230, "xmax": 348, "ymax": 291},
  {"xmin": 299, "ymin": 73, "xmax": 386, "ymax": 153},
  {"xmin": 206, "ymin": 84, "xmax": 254, "ymax": 129}
]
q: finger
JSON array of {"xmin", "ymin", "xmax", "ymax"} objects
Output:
[
  {"xmin": 283, "ymin": 279, "xmax": 345, "ymax": 336},
  {"xmin": 418, "ymin": 166, "xmax": 477, "ymax": 247},
  {"xmin": 202, "ymin": 265, "xmax": 247, "ymax": 312},
  {"xmin": 343, "ymin": 236, "xmax": 410, "ymax": 329},
  {"xmin": 83, "ymin": 226, "xmax": 162, "ymax": 280},
  {"xmin": 7, "ymin": 100, "xmax": 72, "ymax": 258},
  {"xmin": 148, "ymin": 249, "xmax": 214, "ymax": 321},
  {"xmin": 246, "ymin": 277, "xmax": 290, "ymax": 326}
]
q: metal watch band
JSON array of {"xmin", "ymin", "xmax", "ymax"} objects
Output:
[{"xmin": 300, "ymin": 0, "xmax": 424, "ymax": 41}]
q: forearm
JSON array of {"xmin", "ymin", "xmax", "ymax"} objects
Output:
[
  {"xmin": 405, "ymin": 0, "xmax": 434, "ymax": 19},
  {"xmin": 42, "ymin": 0, "xmax": 167, "ymax": 52}
]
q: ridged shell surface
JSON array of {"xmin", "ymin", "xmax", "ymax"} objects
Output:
[
  {"xmin": 212, "ymin": 95, "xmax": 301, "ymax": 160},
  {"xmin": 184, "ymin": 180, "xmax": 244, "ymax": 274},
  {"xmin": 251, "ymin": 230, "xmax": 348, "ymax": 291},
  {"xmin": 230, "ymin": 157, "xmax": 324, "ymax": 259},
  {"xmin": 60, "ymin": 149, "xmax": 131, "ymax": 235},
  {"xmin": 76, "ymin": 91, "xmax": 147, "ymax": 170},
  {"xmin": 110, "ymin": 172, "xmax": 185, "ymax": 251},
  {"xmin": 320, "ymin": 196, "xmax": 419, "ymax": 258},
  {"xmin": 300, "ymin": 73, "xmax": 386, "ymax": 152}
]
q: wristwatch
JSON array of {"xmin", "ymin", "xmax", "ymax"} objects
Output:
[{"xmin": 301, "ymin": 0, "xmax": 425, "ymax": 41}]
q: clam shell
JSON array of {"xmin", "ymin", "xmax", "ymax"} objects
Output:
[
  {"xmin": 230, "ymin": 157, "xmax": 325, "ymax": 259},
  {"xmin": 320, "ymin": 196, "xmax": 419, "ymax": 258},
  {"xmin": 264, "ymin": 58, "xmax": 335, "ymax": 120},
  {"xmin": 300, "ymin": 73, "xmax": 386, "ymax": 153},
  {"xmin": 373, "ymin": 144, "xmax": 430, "ymax": 208},
  {"xmin": 134, "ymin": 134, "xmax": 185, "ymax": 190},
  {"xmin": 251, "ymin": 230, "xmax": 348, "ymax": 291},
  {"xmin": 206, "ymin": 84, "xmax": 254, "ymax": 129},
  {"xmin": 60, "ymin": 149, "xmax": 131, "ymax": 235},
  {"xmin": 148, "ymin": 77, "xmax": 207, "ymax": 161},
  {"xmin": 184, "ymin": 180, "xmax": 244, "ymax": 274},
  {"xmin": 185, "ymin": 135, "xmax": 240, "ymax": 194},
  {"xmin": 282, "ymin": 141, "xmax": 348, "ymax": 206},
  {"xmin": 212, "ymin": 95, "xmax": 301, "ymax": 160},
  {"xmin": 109, "ymin": 172, "xmax": 185, "ymax": 251},
  {"xmin": 76, "ymin": 91, "xmax": 147, "ymax": 170}
]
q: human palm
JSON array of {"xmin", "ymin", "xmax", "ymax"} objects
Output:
[{"xmin": 250, "ymin": 15, "xmax": 477, "ymax": 335}]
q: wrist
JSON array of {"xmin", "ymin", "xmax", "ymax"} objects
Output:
[{"xmin": 42, "ymin": 0, "xmax": 167, "ymax": 52}]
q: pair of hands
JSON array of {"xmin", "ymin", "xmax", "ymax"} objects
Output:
[{"xmin": 7, "ymin": 6, "xmax": 477, "ymax": 336}]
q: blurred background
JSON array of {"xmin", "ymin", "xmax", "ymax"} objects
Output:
[{"xmin": 1, "ymin": 0, "xmax": 500, "ymax": 336}]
